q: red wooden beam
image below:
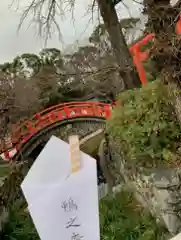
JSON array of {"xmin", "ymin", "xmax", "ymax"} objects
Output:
[{"xmin": 130, "ymin": 33, "xmax": 155, "ymax": 85}]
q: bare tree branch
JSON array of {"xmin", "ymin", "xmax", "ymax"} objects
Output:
[{"xmin": 17, "ymin": 0, "xmax": 67, "ymax": 44}]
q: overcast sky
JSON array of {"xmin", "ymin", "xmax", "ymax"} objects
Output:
[{"xmin": 0, "ymin": 0, "xmax": 142, "ymax": 64}]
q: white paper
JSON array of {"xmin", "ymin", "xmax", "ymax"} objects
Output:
[
  {"xmin": 170, "ymin": 232, "xmax": 181, "ymax": 240},
  {"xmin": 29, "ymin": 157, "xmax": 99, "ymax": 240},
  {"xmin": 21, "ymin": 136, "xmax": 71, "ymax": 204},
  {"xmin": 21, "ymin": 135, "xmax": 100, "ymax": 240}
]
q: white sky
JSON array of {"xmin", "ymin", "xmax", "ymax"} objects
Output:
[{"xmin": 0, "ymin": 0, "xmax": 142, "ymax": 64}]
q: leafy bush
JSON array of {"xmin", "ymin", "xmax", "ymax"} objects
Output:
[
  {"xmin": 144, "ymin": 60, "xmax": 158, "ymax": 82},
  {"xmin": 0, "ymin": 201, "xmax": 38, "ymax": 240},
  {"xmin": 107, "ymin": 80, "xmax": 181, "ymax": 167},
  {"xmin": 100, "ymin": 190, "xmax": 167, "ymax": 240}
]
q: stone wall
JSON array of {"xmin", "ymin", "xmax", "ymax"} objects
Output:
[
  {"xmin": 127, "ymin": 167, "xmax": 181, "ymax": 235},
  {"xmin": 107, "ymin": 137, "xmax": 181, "ymax": 237}
]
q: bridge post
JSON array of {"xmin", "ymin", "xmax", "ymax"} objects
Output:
[
  {"xmin": 104, "ymin": 105, "xmax": 112, "ymax": 119},
  {"xmin": 25, "ymin": 120, "xmax": 35, "ymax": 135},
  {"xmin": 64, "ymin": 104, "xmax": 70, "ymax": 118}
]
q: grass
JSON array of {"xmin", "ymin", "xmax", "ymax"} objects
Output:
[
  {"xmin": 1, "ymin": 190, "xmax": 168, "ymax": 240},
  {"xmin": 0, "ymin": 165, "xmax": 10, "ymax": 178},
  {"xmin": 100, "ymin": 191, "xmax": 168, "ymax": 240}
]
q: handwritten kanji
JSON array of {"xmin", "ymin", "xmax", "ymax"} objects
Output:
[
  {"xmin": 66, "ymin": 217, "xmax": 80, "ymax": 228},
  {"xmin": 71, "ymin": 232, "xmax": 83, "ymax": 240},
  {"xmin": 61, "ymin": 197, "xmax": 78, "ymax": 212}
]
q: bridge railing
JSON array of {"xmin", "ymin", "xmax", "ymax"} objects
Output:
[{"xmin": 0, "ymin": 102, "xmax": 112, "ymax": 159}]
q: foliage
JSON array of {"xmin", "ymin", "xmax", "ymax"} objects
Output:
[
  {"xmin": 0, "ymin": 13, "xmax": 153, "ymax": 129},
  {"xmin": 100, "ymin": 190, "xmax": 168, "ymax": 240},
  {"xmin": 1, "ymin": 190, "xmax": 168, "ymax": 240},
  {"xmin": 12, "ymin": 54, "xmax": 42, "ymax": 77},
  {"xmin": 143, "ymin": 0, "xmax": 181, "ymax": 128},
  {"xmin": 89, "ymin": 18, "xmax": 140, "ymax": 46},
  {"xmin": 0, "ymin": 46, "xmax": 122, "ymax": 108},
  {"xmin": 0, "ymin": 165, "xmax": 10, "ymax": 178},
  {"xmin": 0, "ymin": 72, "xmax": 41, "ymax": 138},
  {"xmin": 39, "ymin": 48, "xmax": 63, "ymax": 66},
  {"xmin": 0, "ymin": 14, "xmax": 147, "ymax": 110},
  {"xmin": 144, "ymin": 59, "xmax": 158, "ymax": 82},
  {"xmin": 0, "ymin": 201, "xmax": 38, "ymax": 240},
  {"xmin": 107, "ymin": 80, "xmax": 181, "ymax": 167}
]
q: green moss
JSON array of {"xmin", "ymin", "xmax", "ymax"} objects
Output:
[{"xmin": 107, "ymin": 80, "xmax": 181, "ymax": 167}]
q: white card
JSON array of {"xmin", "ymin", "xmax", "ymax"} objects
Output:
[
  {"xmin": 28, "ymin": 153, "xmax": 100, "ymax": 240},
  {"xmin": 21, "ymin": 136, "xmax": 71, "ymax": 205}
]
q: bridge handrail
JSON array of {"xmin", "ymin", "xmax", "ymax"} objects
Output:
[
  {"xmin": 33, "ymin": 101, "xmax": 108, "ymax": 117},
  {"xmin": 0, "ymin": 102, "xmax": 112, "ymax": 155},
  {"xmin": 13, "ymin": 102, "xmax": 110, "ymax": 135}
]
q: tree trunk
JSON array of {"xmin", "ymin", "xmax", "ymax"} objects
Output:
[
  {"xmin": 97, "ymin": 0, "xmax": 141, "ymax": 90},
  {"xmin": 144, "ymin": 0, "xmax": 181, "ymax": 126}
]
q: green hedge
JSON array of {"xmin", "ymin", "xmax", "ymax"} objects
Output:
[{"xmin": 107, "ymin": 80, "xmax": 181, "ymax": 167}]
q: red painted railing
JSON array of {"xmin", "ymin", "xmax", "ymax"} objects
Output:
[{"xmin": 0, "ymin": 102, "xmax": 112, "ymax": 160}]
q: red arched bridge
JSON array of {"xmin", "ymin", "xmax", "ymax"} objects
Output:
[{"xmin": 0, "ymin": 102, "xmax": 113, "ymax": 161}]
